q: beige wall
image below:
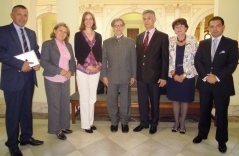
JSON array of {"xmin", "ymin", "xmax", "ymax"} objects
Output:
[
  {"xmin": 0, "ymin": 0, "xmax": 238, "ymax": 106},
  {"xmin": 215, "ymin": 0, "xmax": 239, "ymax": 105},
  {"xmin": 41, "ymin": 14, "xmax": 56, "ymax": 41},
  {"xmin": 0, "ymin": 0, "xmax": 12, "ymax": 101}
]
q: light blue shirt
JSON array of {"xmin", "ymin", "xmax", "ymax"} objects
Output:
[{"xmin": 13, "ymin": 22, "xmax": 31, "ymax": 53}]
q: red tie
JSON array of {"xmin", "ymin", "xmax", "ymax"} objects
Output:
[{"xmin": 143, "ymin": 31, "xmax": 149, "ymax": 53}]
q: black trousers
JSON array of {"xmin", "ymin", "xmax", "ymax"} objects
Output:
[
  {"xmin": 4, "ymin": 78, "xmax": 34, "ymax": 148},
  {"xmin": 137, "ymin": 81, "xmax": 161, "ymax": 127},
  {"xmin": 198, "ymin": 89, "xmax": 229, "ymax": 143}
]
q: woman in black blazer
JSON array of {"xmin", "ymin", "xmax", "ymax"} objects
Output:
[{"xmin": 74, "ymin": 11, "xmax": 102, "ymax": 133}]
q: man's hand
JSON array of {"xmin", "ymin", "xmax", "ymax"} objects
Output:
[
  {"xmin": 33, "ymin": 64, "xmax": 40, "ymax": 71},
  {"xmin": 21, "ymin": 61, "xmax": 33, "ymax": 72},
  {"xmin": 206, "ymin": 74, "xmax": 218, "ymax": 84},
  {"xmin": 158, "ymin": 79, "xmax": 167, "ymax": 87},
  {"xmin": 103, "ymin": 77, "xmax": 108, "ymax": 87}
]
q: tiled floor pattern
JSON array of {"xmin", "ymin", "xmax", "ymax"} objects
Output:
[{"xmin": 0, "ymin": 118, "xmax": 239, "ymax": 156}]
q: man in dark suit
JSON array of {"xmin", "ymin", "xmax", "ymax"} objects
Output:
[
  {"xmin": 0, "ymin": 5, "xmax": 44, "ymax": 156},
  {"xmin": 193, "ymin": 16, "xmax": 238, "ymax": 153},
  {"xmin": 133, "ymin": 10, "xmax": 169, "ymax": 134}
]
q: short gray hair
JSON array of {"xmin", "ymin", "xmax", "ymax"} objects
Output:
[
  {"xmin": 142, "ymin": 10, "xmax": 156, "ymax": 18},
  {"xmin": 111, "ymin": 18, "xmax": 125, "ymax": 27}
]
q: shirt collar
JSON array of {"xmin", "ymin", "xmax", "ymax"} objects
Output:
[
  {"xmin": 146, "ymin": 28, "xmax": 155, "ymax": 34},
  {"xmin": 13, "ymin": 22, "xmax": 25, "ymax": 32},
  {"xmin": 114, "ymin": 34, "xmax": 124, "ymax": 39},
  {"xmin": 212, "ymin": 35, "xmax": 222, "ymax": 42}
]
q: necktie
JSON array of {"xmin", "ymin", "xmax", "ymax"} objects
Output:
[
  {"xmin": 20, "ymin": 28, "xmax": 38, "ymax": 87},
  {"xmin": 143, "ymin": 31, "xmax": 149, "ymax": 53},
  {"xmin": 20, "ymin": 28, "xmax": 29, "ymax": 52},
  {"xmin": 211, "ymin": 39, "xmax": 218, "ymax": 61}
]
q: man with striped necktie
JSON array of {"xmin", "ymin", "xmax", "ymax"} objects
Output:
[{"xmin": 0, "ymin": 5, "xmax": 43, "ymax": 156}]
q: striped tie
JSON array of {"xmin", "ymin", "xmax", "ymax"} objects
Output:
[
  {"xmin": 20, "ymin": 28, "xmax": 29, "ymax": 52},
  {"xmin": 20, "ymin": 28, "xmax": 38, "ymax": 87}
]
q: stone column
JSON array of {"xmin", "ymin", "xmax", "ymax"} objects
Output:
[
  {"xmin": 199, "ymin": 18, "xmax": 205, "ymax": 41},
  {"xmin": 37, "ymin": 19, "xmax": 43, "ymax": 48}
]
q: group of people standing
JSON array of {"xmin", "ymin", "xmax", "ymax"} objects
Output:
[{"xmin": 0, "ymin": 4, "xmax": 238, "ymax": 156}]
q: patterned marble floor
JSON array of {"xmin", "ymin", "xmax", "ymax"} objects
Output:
[{"xmin": 0, "ymin": 118, "xmax": 239, "ymax": 156}]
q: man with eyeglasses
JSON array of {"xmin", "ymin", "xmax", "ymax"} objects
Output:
[
  {"xmin": 102, "ymin": 18, "xmax": 136, "ymax": 133},
  {"xmin": 133, "ymin": 10, "xmax": 169, "ymax": 134}
]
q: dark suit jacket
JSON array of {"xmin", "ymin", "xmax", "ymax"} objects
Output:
[
  {"xmin": 195, "ymin": 36, "xmax": 238, "ymax": 96},
  {"xmin": 136, "ymin": 29, "xmax": 169, "ymax": 83},
  {"xmin": 40, "ymin": 39, "xmax": 76, "ymax": 77},
  {"xmin": 0, "ymin": 23, "xmax": 40, "ymax": 91}
]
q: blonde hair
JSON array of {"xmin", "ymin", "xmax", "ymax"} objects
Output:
[{"xmin": 50, "ymin": 22, "xmax": 70, "ymax": 42}]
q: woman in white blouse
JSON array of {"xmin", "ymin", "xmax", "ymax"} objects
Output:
[{"xmin": 167, "ymin": 18, "xmax": 198, "ymax": 134}]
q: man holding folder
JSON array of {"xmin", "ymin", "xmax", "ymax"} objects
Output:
[{"xmin": 0, "ymin": 5, "xmax": 43, "ymax": 156}]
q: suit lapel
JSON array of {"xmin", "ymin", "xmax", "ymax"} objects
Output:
[
  {"xmin": 204, "ymin": 39, "xmax": 212, "ymax": 63},
  {"xmin": 146, "ymin": 30, "xmax": 157, "ymax": 52},
  {"xmin": 140, "ymin": 32, "xmax": 145, "ymax": 50},
  {"xmin": 212, "ymin": 36, "xmax": 226, "ymax": 62},
  {"xmin": 9, "ymin": 24, "xmax": 23, "ymax": 53},
  {"xmin": 145, "ymin": 30, "xmax": 159, "ymax": 54},
  {"xmin": 52, "ymin": 39, "xmax": 61, "ymax": 61},
  {"xmin": 215, "ymin": 36, "xmax": 226, "ymax": 56},
  {"xmin": 25, "ymin": 28, "xmax": 33, "ymax": 51}
]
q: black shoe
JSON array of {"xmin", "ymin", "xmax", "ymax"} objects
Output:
[
  {"xmin": 133, "ymin": 125, "xmax": 149, "ymax": 132},
  {"xmin": 56, "ymin": 131, "xmax": 67, "ymax": 140},
  {"xmin": 61, "ymin": 129, "xmax": 73, "ymax": 134},
  {"xmin": 192, "ymin": 136, "xmax": 205, "ymax": 144},
  {"xmin": 20, "ymin": 137, "xmax": 44, "ymax": 146},
  {"xmin": 91, "ymin": 125, "xmax": 97, "ymax": 130},
  {"xmin": 110, "ymin": 125, "xmax": 118, "ymax": 132},
  {"xmin": 85, "ymin": 129, "xmax": 93, "ymax": 133},
  {"xmin": 218, "ymin": 143, "xmax": 227, "ymax": 153},
  {"xmin": 149, "ymin": 126, "xmax": 157, "ymax": 134},
  {"xmin": 9, "ymin": 147, "xmax": 23, "ymax": 156},
  {"xmin": 121, "ymin": 124, "xmax": 129, "ymax": 133}
]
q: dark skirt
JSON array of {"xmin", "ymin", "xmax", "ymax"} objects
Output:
[{"xmin": 166, "ymin": 77, "xmax": 195, "ymax": 103}]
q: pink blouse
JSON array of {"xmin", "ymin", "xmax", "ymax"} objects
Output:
[{"xmin": 45, "ymin": 39, "xmax": 71, "ymax": 83}]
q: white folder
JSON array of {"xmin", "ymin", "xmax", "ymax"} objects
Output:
[{"xmin": 15, "ymin": 50, "xmax": 39, "ymax": 67}]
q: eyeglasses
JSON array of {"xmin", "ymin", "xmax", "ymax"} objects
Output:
[{"xmin": 113, "ymin": 24, "xmax": 124, "ymax": 28}]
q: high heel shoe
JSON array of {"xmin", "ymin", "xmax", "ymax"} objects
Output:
[
  {"xmin": 171, "ymin": 127, "xmax": 178, "ymax": 132},
  {"xmin": 179, "ymin": 129, "xmax": 186, "ymax": 134},
  {"xmin": 171, "ymin": 123, "xmax": 180, "ymax": 132}
]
